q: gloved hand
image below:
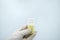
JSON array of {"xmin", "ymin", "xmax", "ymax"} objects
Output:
[{"xmin": 8, "ymin": 25, "xmax": 36, "ymax": 40}]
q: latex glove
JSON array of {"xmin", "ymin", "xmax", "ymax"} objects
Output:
[{"xmin": 8, "ymin": 25, "xmax": 36, "ymax": 40}]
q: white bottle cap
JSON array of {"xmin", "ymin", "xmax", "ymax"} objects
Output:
[{"xmin": 27, "ymin": 18, "xmax": 34, "ymax": 25}]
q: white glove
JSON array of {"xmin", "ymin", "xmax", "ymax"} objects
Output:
[{"xmin": 8, "ymin": 25, "xmax": 36, "ymax": 40}]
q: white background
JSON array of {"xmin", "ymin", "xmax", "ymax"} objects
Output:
[{"xmin": 0, "ymin": 0, "xmax": 60, "ymax": 40}]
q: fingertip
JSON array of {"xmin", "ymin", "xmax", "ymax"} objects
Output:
[
  {"xmin": 20, "ymin": 29, "xmax": 32, "ymax": 36},
  {"xmin": 17, "ymin": 25, "xmax": 28, "ymax": 31}
]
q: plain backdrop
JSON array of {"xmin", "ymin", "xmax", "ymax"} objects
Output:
[{"xmin": 0, "ymin": 0, "xmax": 60, "ymax": 40}]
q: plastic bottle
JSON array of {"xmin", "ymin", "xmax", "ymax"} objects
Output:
[{"xmin": 27, "ymin": 18, "xmax": 34, "ymax": 34}]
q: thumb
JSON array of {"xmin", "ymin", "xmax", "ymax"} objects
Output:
[
  {"xmin": 20, "ymin": 29, "xmax": 31, "ymax": 36},
  {"xmin": 27, "ymin": 31, "xmax": 36, "ymax": 40}
]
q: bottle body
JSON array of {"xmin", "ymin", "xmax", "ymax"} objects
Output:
[{"xmin": 28, "ymin": 23, "xmax": 34, "ymax": 34}]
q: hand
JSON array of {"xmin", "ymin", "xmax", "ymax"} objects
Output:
[{"xmin": 8, "ymin": 25, "xmax": 36, "ymax": 40}]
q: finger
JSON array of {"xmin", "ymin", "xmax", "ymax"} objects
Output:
[
  {"xmin": 23, "ymin": 38, "xmax": 27, "ymax": 40},
  {"xmin": 27, "ymin": 31, "xmax": 37, "ymax": 40},
  {"xmin": 20, "ymin": 29, "xmax": 31, "ymax": 36},
  {"xmin": 17, "ymin": 25, "xmax": 27, "ymax": 31}
]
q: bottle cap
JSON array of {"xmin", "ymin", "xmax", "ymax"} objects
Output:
[{"xmin": 27, "ymin": 18, "xmax": 34, "ymax": 24}]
